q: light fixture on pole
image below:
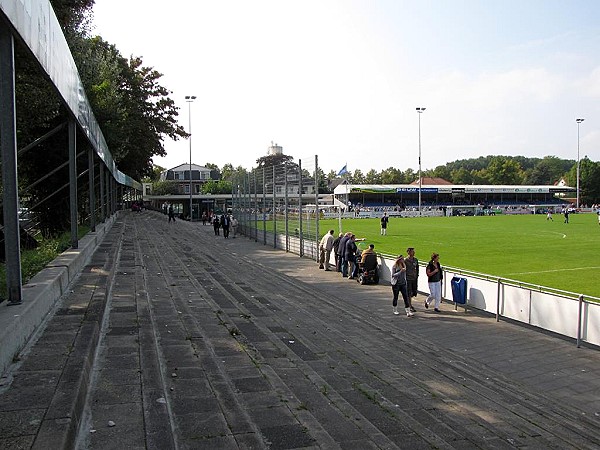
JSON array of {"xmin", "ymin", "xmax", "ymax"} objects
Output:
[
  {"xmin": 575, "ymin": 118, "xmax": 584, "ymax": 209},
  {"xmin": 416, "ymin": 107, "xmax": 426, "ymax": 216},
  {"xmin": 185, "ymin": 95, "xmax": 196, "ymax": 220}
]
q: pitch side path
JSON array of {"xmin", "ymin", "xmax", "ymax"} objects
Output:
[{"xmin": 1, "ymin": 211, "xmax": 600, "ymax": 450}]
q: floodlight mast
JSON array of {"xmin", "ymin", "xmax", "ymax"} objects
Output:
[
  {"xmin": 416, "ymin": 107, "xmax": 426, "ymax": 216},
  {"xmin": 185, "ymin": 95, "xmax": 196, "ymax": 220},
  {"xmin": 576, "ymin": 118, "xmax": 584, "ymax": 209}
]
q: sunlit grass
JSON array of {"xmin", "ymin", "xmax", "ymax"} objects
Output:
[{"xmin": 318, "ymin": 214, "xmax": 600, "ymax": 297}]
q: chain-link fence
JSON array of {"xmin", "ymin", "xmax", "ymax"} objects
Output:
[{"xmin": 231, "ymin": 155, "xmax": 322, "ymax": 261}]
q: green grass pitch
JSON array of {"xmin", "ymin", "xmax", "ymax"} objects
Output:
[{"xmin": 318, "ymin": 213, "xmax": 600, "ymax": 298}]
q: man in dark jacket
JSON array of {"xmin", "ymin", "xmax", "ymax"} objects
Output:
[
  {"xmin": 220, "ymin": 214, "xmax": 230, "ymax": 238},
  {"xmin": 338, "ymin": 232, "xmax": 351, "ymax": 278},
  {"xmin": 345, "ymin": 234, "xmax": 358, "ymax": 279},
  {"xmin": 332, "ymin": 233, "xmax": 343, "ymax": 272}
]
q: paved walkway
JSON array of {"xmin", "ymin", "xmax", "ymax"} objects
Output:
[{"xmin": 1, "ymin": 210, "xmax": 599, "ymax": 449}]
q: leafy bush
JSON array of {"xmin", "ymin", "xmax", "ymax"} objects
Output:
[{"xmin": 0, "ymin": 227, "xmax": 89, "ymax": 302}]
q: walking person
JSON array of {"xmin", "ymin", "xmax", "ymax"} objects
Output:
[
  {"xmin": 564, "ymin": 209, "xmax": 569, "ymax": 224},
  {"xmin": 405, "ymin": 247, "xmax": 419, "ymax": 312},
  {"xmin": 380, "ymin": 212, "xmax": 389, "ymax": 235},
  {"xmin": 546, "ymin": 210, "xmax": 553, "ymax": 221},
  {"xmin": 319, "ymin": 229, "xmax": 335, "ymax": 270},
  {"xmin": 213, "ymin": 215, "xmax": 221, "ymax": 236},
  {"xmin": 231, "ymin": 216, "xmax": 238, "ymax": 237},
  {"xmin": 424, "ymin": 253, "xmax": 443, "ymax": 312},
  {"xmin": 221, "ymin": 214, "xmax": 230, "ymax": 238},
  {"xmin": 391, "ymin": 255, "xmax": 413, "ymax": 316},
  {"xmin": 168, "ymin": 204, "xmax": 176, "ymax": 223}
]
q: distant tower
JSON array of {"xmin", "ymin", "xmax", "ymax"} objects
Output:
[{"xmin": 268, "ymin": 141, "xmax": 283, "ymax": 156}]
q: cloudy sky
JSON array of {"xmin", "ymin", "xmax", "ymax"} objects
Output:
[{"xmin": 91, "ymin": 0, "xmax": 600, "ymax": 175}]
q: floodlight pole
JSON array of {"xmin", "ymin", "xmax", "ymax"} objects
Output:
[
  {"xmin": 416, "ymin": 107, "xmax": 426, "ymax": 216},
  {"xmin": 185, "ymin": 95, "xmax": 196, "ymax": 220},
  {"xmin": 576, "ymin": 118, "xmax": 584, "ymax": 209}
]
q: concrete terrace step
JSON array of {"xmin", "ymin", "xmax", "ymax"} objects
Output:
[{"xmin": 1, "ymin": 210, "xmax": 599, "ymax": 449}]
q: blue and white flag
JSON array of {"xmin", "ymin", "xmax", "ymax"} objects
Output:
[{"xmin": 337, "ymin": 164, "xmax": 348, "ymax": 176}]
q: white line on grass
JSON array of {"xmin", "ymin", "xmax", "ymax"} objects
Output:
[
  {"xmin": 507, "ymin": 266, "xmax": 600, "ymax": 276},
  {"xmin": 536, "ymin": 231, "xmax": 567, "ymax": 239}
]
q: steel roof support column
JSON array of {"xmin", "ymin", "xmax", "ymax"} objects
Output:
[
  {"xmin": 0, "ymin": 23, "xmax": 22, "ymax": 304},
  {"xmin": 99, "ymin": 163, "xmax": 105, "ymax": 222},
  {"xmin": 69, "ymin": 119, "xmax": 78, "ymax": 249},
  {"xmin": 88, "ymin": 147, "xmax": 96, "ymax": 231}
]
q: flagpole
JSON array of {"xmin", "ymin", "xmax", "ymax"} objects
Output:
[
  {"xmin": 338, "ymin": 190, "xmax": 343, "ymax": 235},
  {"xmin": 337, "ymin": 164, "xmax": 348, "ymax": 234}
]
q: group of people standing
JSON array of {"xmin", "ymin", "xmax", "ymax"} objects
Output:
[
  {"xmin": 391, "ymin": 250, "xmax": 444, "ymax": 316},
  {"xmin": 390, "ymin": 248, "xmax": 419, "ymax": 316},
  {"xmin": 319, "ymin": 230, "xmax": 370, "ymax": 278},
  {"xmin": 318, "ymin": 229, "xmax": 445, "ymax": 318},
  {"xmin": 333, "ymin": 231, "xmax": 367, "ymax": 278}
]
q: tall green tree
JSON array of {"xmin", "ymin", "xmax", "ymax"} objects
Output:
[
  {"xmin": 380, "ymin": 167, "xmax": 403, "ymax": 184},
  {"xmin": 431, "ymin": 165, "xmax": 452, "ymax": 181},
  {"xmin": 364, "ymin": 169, "xmax": 381, "ymax": 184},
  {"xmin": 450, "ymin": 167, "xmax": 473, "ymax": 184},
  {"xmin": 524, "ymin": 156, "xmax": 572, "ymax": 185},
  {"xmin": 201, "ymin": 180, "xmax": 232, "ymax": 194},
  {"xmin": 484, "ymin": 156, "xmax": 525, "ymax": 185},
  {"xmin": 256, "ymin": 153, "xmax": 294, "ymax": 168},
  {"xmin": 61, "ymin": 3, "xmax": 188, "ymax": 180},
  {"xmin": 351, "ymin": 169, "xmax": 365, "ymax": 184},
  {"xmin": 568, "ymin": 158, "xmax": 600, "ymax": 205}
]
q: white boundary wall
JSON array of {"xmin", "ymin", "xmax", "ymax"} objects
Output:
[{"xmin": 257, "ymin": 231, "xmax": 600, "ymax": 347}]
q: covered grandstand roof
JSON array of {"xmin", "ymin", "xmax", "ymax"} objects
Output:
[{"xmin": 333, "ymin": 183, "xmax": 576, "ymax": 195}]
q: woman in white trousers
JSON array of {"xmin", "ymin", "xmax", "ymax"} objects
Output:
[{"xmin": 425, "ymin": 253, "xmax": 443, "ymax": 312}]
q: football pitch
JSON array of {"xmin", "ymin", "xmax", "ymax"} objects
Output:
[{"xmin": 318, "ymin": 213, "xmax": 600, "ymax": 298}]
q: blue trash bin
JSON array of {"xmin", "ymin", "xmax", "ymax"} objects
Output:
[{"xmin": 451, "ymin": 276, "xmax": 467, "ymax": 304}]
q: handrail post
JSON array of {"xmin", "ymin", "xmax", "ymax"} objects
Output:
[
  {"xmin": 496, "ymin": 278, "xmax": 501, "ymax": 322},
  {"xmin": 576, "ymin": 294, "xmax": 584, "ymax": 348}
]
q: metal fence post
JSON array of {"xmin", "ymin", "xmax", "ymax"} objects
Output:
[
  {"xmin": 246, "ymin": 172, "xmax": 251, "ymax": 236},
  {"xmin": 284, "ymin": 162, "xmax": 289, "ymax": 252},
  {"xmin": 273, "ymin": 165, "xmax": 277, "ymax": 249},
  {"xmin": 315, "ymin": 155, "xmax": 319, "ymax": 262},
  {"xmin": 299, "ymin": 159, "xmax": 303, "ymax": 257},
  {"xmin": 253, "ymin": 169, "xmax": 258, "ymax": 242},
  {"xmin": 263, "ymin": 166, "xmax": 267, "ymax": 245}
]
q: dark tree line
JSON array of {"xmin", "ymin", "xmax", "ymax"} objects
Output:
[{"xmin": 196, "ymin": 154, "xmax": 600, "ymax": 204}]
